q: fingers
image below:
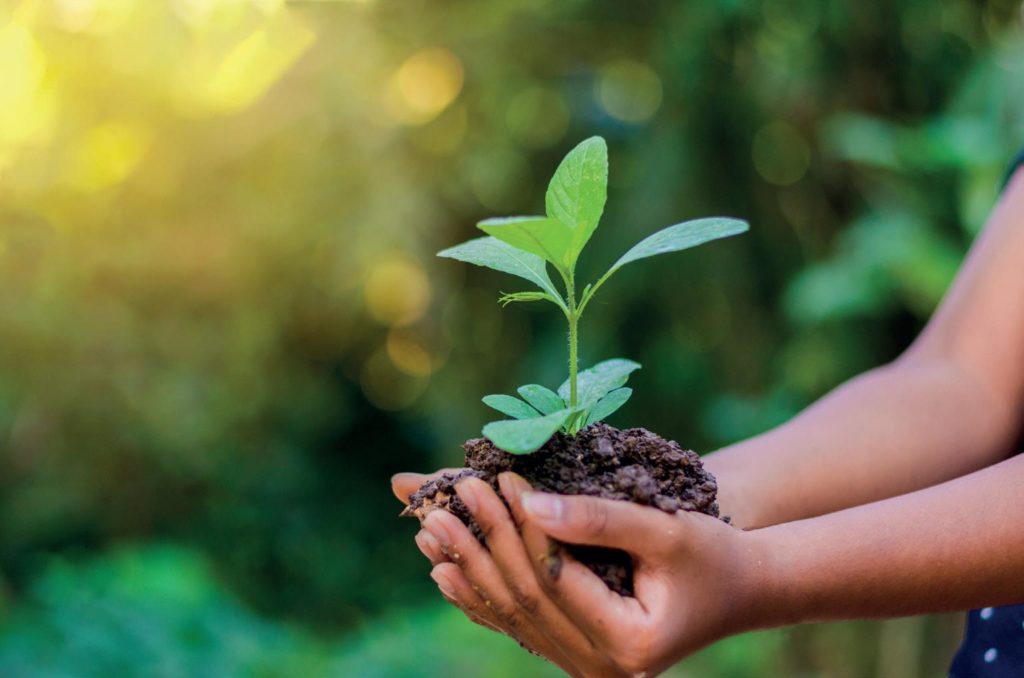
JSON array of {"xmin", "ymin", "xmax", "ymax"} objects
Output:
[
  {"xmin": 422, "ymin": 509, "xmax": 527, "ymax": 629},
  {"xmin": 390, "ymin": 468, "xmax": 461, "ymax": 505},
  {"xmin": 432, "ymin": 564, "xmax": 579, "ymax": 673},
  {"xmin": 421, "ymin": 508, "xmax": 584, "ymax": 676},
  {"xmin": 456, "ymin": 476, "xmax": 616, "ymax": 673},
  {"xmin": 519, "ymin": 489, "xmax": 676, "ymax": 556},
  {"xmin": 430, "ymin": 563, "xmax": 505, "ymax": 633},
  {"xmin": 454, "ymin": 477, "xmax": 546, "ymax": 615},
  {"xmin": 415, "ymin": 530, "xmax": 449, "ymax": 566},
  {"xmin": 503, "ymin": 473, "xmax": 649, "ymax": 653}
]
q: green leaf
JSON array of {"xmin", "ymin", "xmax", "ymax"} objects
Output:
[
  {"xmin": 585, "ymin": 387, "xmax": 633, "ymax": 426},
  {"xmin": 516, "ymin": 384, "xmax": 565, "ymax": 415},
  {"xmin": 482, "ymin": 394, "xmax": 541, "ymax": 420},
  {"xmin": 558, "ymin": 359, "xmax": 641, "ymax": 409},
  {"xmin": 580, "ymin": 218, "xmax": 748, "ymax": 313},
  {"xmin": 438, "ymin": 236, "xmax": 566, "ymax": 309},
  {"xmin": 483, "ymin": 409, "xmax": 572, "ymax": 454},
  {"xmin": 545, "ymin": 136, "xmax": 608, "ymax": 269},
  {"xmin": 611, "ymin": 217, "xmax": 748, "ymax": 272},
  {"xmin": 478, "ymin": 217, "xmax": 574, "ymax": 275}
]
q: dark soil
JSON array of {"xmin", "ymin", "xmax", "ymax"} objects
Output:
[{"xmin": 402, "ymin": 422, "xmax": 721, "ymax": 596}]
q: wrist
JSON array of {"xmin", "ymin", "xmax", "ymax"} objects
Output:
[
  {"xmin": 703, "ymin": 455, "xmax": 771, "ymax": 529},
  {"xmin": 733, "ymin": 526, "xmax": 806, "ymax": 631}
]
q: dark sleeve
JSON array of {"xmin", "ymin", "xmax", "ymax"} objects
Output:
[{"xmin": 1002, "ymin": 149, "xmax": 1024, "ymax": 190}]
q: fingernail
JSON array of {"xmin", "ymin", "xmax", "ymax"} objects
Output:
[
  {"xmin": 430, "ymin": 569, "xmax": 455, "ymax": 598},
  {"xmin": 455, "ymin": 479, "xmax": 479, "ymax": 513},
  {"xmin": 423, "ymin": 511, "xmax": 457, "ymax": 546},
  {"xmin": 521, "ymin": 492, "xmax": 563, "ymax": 522},
  {"xmin": 497, "ymin": 473, "xmax": 518, "ymax": 503},
  {"xmin": 415, "ymin": 530, "xmax": 440, "ymax": 558}
]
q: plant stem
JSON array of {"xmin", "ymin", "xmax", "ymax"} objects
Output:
[{"xmin": 567, "ymin": 278, "xmax": 579, "ymax": 409}]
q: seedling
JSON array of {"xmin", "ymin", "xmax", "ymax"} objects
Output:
[{"xmin": 439, "ymin": 136, "xmax": 747, "ymax": 453}]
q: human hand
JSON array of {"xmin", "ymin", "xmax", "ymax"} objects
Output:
[
  {"xmin": 400, "ymin": 470, "xmax": 776, "ymax": 676},
  {"xmin": 392, "ymin": 470, "xmax": 598, "ymax": 675}
]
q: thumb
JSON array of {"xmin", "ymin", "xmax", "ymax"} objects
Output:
[
  {"xmin": 391, "ymin": 468, "xmax": 462, "ymax": 505},
  {"xmin": 520, "ymin": 491, "xmax": 678, "ymax": 556}
]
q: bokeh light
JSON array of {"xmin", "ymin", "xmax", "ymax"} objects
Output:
[
  {"xmin": 0, "ymin": 23, "xmax": 53, "ymax": 167},
  {"xmin": 65, "ymin": 122, "xmax": 152, "ymax": 191},
  {"xmin": 596, "ymin": 60, "xmax": 664, "ymax": 123},
  {"xmin": 506, "ymin": 86, "xmax": 570, "ymax": 148},
  {"xmin": 386, "ymin": 330, "xmax": 434, "ymax": 377},
  {"xmin": 364, "ymin": 255, "xmax": 432, "ymax": 327},
  {"xmin": 752, "ymin": 121, "xmax": 812, "ymax": 186},
  {"xmin": 361, "ymin": 346, "xmax": 429, "ymax": 410},
  {"xmin": 384, "ymin": 47, "xmax": 464, "ymax": 126}
]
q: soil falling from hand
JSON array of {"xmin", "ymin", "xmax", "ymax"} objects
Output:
[{"xmin": 403, "ymin": 423, "xmax": 721, "ymax": 596}]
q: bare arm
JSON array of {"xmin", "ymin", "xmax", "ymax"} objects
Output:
[
  {"xmin": 759, "ymin": 451, "xmax": 1024, "ymax": 626},
  {"xmin": 707, "ymin": 169, "xmax": 1024, "ymax": 528}
]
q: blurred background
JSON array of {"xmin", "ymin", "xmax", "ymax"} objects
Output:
[{"xmin": 0, "ymin": 0, "xmax": 1022, "ymax": 675}]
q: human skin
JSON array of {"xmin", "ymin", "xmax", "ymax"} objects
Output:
[{"xmin": 391, "ymin": 169, "xmax": 1024, "ymax": 676}]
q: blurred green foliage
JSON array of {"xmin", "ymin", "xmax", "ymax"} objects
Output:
[{"xmin": 0, "ymin": 0, "xmax": 1022, "ymax": 675}]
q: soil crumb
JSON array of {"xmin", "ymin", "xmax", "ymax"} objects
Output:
[{"xmin": 402, "ymin": 423, "xmax": 721, "ymax": 596}]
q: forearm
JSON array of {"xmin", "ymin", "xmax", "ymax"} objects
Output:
[
  {"xmin": 705, "ymin": 357, "xmax": 1017, "ymax": 528},
  {"xmin": 752, "ymin": 452, "xmax": 1024, "ymax": 626},
  {"xmin": 707, "ymin": 170, "xmax": 1024, "ymax": 530}
]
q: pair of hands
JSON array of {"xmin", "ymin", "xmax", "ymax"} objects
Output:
[{"xmin": 392, "ymin": 469, "xmax": 775, "ymax": 677}]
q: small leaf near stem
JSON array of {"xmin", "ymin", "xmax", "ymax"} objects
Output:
[
  {"xmin": 585, "ymin": 387, "xmax": 633, "ymax": 426},
  {"xmin": 483, "ymin": 409, "xmax": 573, "ymax": 454},
  {"xmin": 517, "ymin": 384, "xmax": 565, "ymax": 415},
  {"xmin": 499, "ymin": 291, "xmax": 559, "ymax": 307},
  {"xmin": 482, "ymin": 394, "xmax": 542, "ymax": 420},
  {"xmin": 438, "ymin": 237, "xmax": 568, "ymax": 314},
  {"xmin": 558, "ymin": 359, "xmax": 641, "ymax": 410}
]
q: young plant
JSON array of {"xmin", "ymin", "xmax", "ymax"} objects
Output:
[{"xmin": 439, "ymin": 136, "xmax": 748, "ymax": 454}]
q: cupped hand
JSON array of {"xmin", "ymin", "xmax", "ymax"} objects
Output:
[
  {"xmin": 392, "ymin": 470, "xmax": 775, "ymax": 676},
  {"xmin": 391, "ymin": 470, "xmax": 601, "ymax": 676}
]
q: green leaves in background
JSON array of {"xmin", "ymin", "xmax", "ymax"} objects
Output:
[
  {"xmin": 437, "ymin": 236, "xmax": 566, "ymax": 310},
  {"xmin": 482, "ymin": 408, "xmax": 573, "ymax": 454}
]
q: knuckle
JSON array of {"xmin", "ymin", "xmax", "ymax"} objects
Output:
[
  {"xmin": 508, "ymin": 582, "xmax": 541, "ymax": 617},
  {"xmin": 617, "ymin": 654, "xmax": 651, "ymax": 677},
  {"xmin": 476, "ymin": 519, "xmax": 495, "ymax": 542},
  {"xmin": 491, "ymin": 599, "xmax": 522, "ymax": 628},
  {"xmin": 615, "ymin": 647, "xmax": 650, "ymax": 676},
  {"xmin": 612, "ymin": 629, "xmax": 657, "ymax": 676},
  {"xmin": 451, "ymin": 594, "xmax": 476, "ymax": 614},
  {"xmin": 578, "ymin": 500, "xmax": 609, "ymax": 537},
  {"xmin": 465, "ymin": 610, "xmax": 502, "ymax": 633}
]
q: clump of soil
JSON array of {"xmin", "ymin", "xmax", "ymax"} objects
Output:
[{"xmin": 402, "ymin": 422, "xmax": 721, "ymax": 596}]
